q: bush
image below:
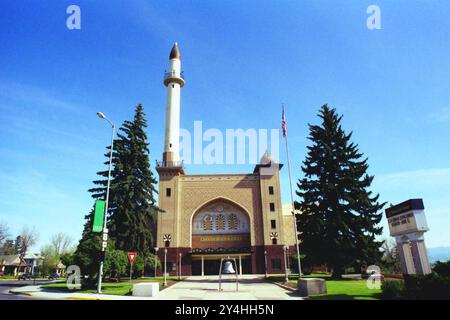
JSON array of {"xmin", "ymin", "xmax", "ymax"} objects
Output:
[
  {"xmin": 381, "ymin": 280, "xmax": 406, "ymax": 299},
  {"xmin": 403, "ymin": 273, "xmax": 450, "ymax": 300},
  {"xmin": 382, "ymin": 273, "xmax": 450, "ymax": 300},
  {"xmin": 433, "ymin": 260, "xmax": 450, "ymax": 277}
]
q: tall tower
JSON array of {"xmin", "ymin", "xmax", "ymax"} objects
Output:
[{"xmin": 162, "ymin": 42, "xmax": 185, "ymax": 165}]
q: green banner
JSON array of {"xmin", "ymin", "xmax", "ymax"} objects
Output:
[{"xmin": 93, "ymin": 200, "xmax": 105, "ymax": 233}]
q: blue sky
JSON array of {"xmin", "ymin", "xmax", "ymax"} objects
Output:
[{"xmin": 0, "ymin": 1, "xmax": 449, "ymax": 251}]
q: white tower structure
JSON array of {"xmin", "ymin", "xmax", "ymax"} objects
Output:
[
  {"xmin": 385, "ymin": 199, "xmax": 432, "ymax": 275},
  {"xmin": 162, "ymin": 42, "xmax": 185, "ymax": 165}
]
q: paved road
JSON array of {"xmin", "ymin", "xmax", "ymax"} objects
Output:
[{"xmin": 0, "ymin": 280, "xmax": 54, "ymax": 300}]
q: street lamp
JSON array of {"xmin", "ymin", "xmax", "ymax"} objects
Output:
[
  {"xmin": 154, "ymin": 247, "xmax": 159, "ymax": 278},
  {"xmin": 164, "ymin": 248, "xmax": 168, "ymax": 286},
  {"xmin": 96, "ymin": 111, "xmax": 115, "ymax": 294},
  {"xmin": 264, "ymin": 250, "xmax": 268, "ymax": 278},
  {"xmin": 283, "ymin": 245, "xmax": 289, "ymax": 283},
  {"xmin": 178, "ymin": 252, "xmax": 182, "ymax": 280}
]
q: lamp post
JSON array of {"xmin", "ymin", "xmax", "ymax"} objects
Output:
[
  {"xmin": 154, "ymin": 247, "xmax": 159, "ymax": 278},
  {"xmin": 178, "ymin": 252, "xmax": 182, "ymax": 280},
  {"xmin": 264, "ymin": 250, "xmax": 268, "ymax": 278},
  {"xmin": 283, "ymin": 245, "xmax": 289, "ymax": 283},
  {"xmin": 96, "ymin": 112, "xmax": 115, "ymax": 294},
  {"xmin": 164, "ymin": 248, "xmax": 168, "ymax": 286}
]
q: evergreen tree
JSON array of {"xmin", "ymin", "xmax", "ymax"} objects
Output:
[
  {"xmin": 73, "ymin": 122, "xmax": 120, "ymax": 281},
  {"xmin": 109, "ymin": 104, "xmax": 158, "ymax": 255},
  {"xmin": 14, "ymin": 236, "xmax": 24, "ymax": 255},
  {"xmin": 296, "ymin": 104, "xmax": 385, "ymax": 278},
  {"xmin": 73, "ymin": 104, "xmax": 158, "ymax": 283},
  {"xmin": 72, "ymin": 207, "xmax": 102, "ymax": 282},
  {"xmin": 0, "ymin": 239, "xmax": 15, "ymax": 255}
]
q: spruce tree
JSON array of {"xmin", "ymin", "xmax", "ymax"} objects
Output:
[
  {"xmin": 109, "ymin": 104, "xmax": 158, "ymax": 255},
  {"xmin": 73, "ymin": 125, "xmax": 121, "ymax": 281},
  {"xmin": 72, "ymin": 207, "xmax": 102, "ymax": 282},
  {"xmin": 73, "ymin": 104, "xmax": 158, "ymax": 281},
  {"xmin": 296, "ymin": 104, "xmax": 385, "ymax": 278}
]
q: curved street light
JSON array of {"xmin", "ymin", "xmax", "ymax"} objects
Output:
[{"xmin": 96, "ymin": 112, "xmax": 115, "ymax": 294}]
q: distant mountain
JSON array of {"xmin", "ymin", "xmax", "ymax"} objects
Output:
[{"xmin": 428, "ymin": 247, "xmax": 450, "ymax": 263}]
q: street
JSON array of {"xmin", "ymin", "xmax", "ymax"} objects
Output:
[{"xmin": 0, "ymin": 280, "xmax": 54, "ymax": 300}]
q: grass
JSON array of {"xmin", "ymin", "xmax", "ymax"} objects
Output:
[
  {"xmin": 268, "ymin": 273, "xmax": 382, "ymax": 300},
  {"xmin": 41, "ymin": 277, "xmax": 184, "ymax": 296}
]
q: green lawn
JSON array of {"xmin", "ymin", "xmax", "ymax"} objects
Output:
[
  {"xmin": 268, "ymin": 274, "xmax": 382, "ymax": 300},
  {"xmin": 41, "ymin": 277, "xmax": 184, "ymax": 296}
]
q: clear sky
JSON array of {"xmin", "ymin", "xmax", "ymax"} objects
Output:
[{"xmin": 0, "ymin": 1, "xmax": 449, "ymax": 251}]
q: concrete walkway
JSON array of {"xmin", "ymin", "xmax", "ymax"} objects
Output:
[
  {"xmin": 9, "ymin": 275, "xmax": 302, "ymax": 300},
  {"xmin": 154, "ymin": 275, "xmax": 302, "ymax": 300}
]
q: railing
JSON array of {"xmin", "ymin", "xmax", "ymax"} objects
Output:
[
  {"xmin": 164, "ymin": 70, "xmax": 185, "ymax": 80},
  {"xmin": 189, "ymin": 247, "xmax": 252, "ymax": 254},
  {"xmin": 156, "ymin": 160, "xmax": 184, "ymax": 168}
]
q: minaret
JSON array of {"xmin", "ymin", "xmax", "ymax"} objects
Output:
[{"xmin": 162, "ymin": 42, "xmax": 185, "ymax": 165}]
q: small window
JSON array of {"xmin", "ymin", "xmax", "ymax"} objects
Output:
[
  {"xmin": 268, "ymin": 186, "xmax": 274, "ymax": 195},
  {"xmin": 166, "ymin": 188, "xmax": 171, "ymax": 197},
  {"xmin": 165, "ymin": 240, "xmax": 170, "ymax": 248},
  {"xmin": 270, "ymin": 203, "xmax": 275, "ymax": 212},
  {"xmin": 272, "ymin": 238, "xmax": 277, "ymax": 245},
  {"xmin": 271, "ymin": 220, "xmax": 276, "ymax": 229},
  {"xmin": 271, "ymin": 259, "xmax": 281, "ymax": 269},
  {"xmin": 172, "ymin": 84, "xmax": 175, "ymax": 88},
  {"xmin": 166, "ymin": 262, "xmax": 176, "ymax": 271}
]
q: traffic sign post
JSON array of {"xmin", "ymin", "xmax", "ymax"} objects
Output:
[{"xmin": 128, "ymin": 252, "xmax": 137, "ymax": 283}]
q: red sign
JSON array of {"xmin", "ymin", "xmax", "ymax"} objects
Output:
[{"xmin": 128, "ymin": 252, "xmax": 137, "ymax": 264}]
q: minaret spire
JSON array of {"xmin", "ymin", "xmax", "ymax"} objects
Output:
[
  {"xmin": 169, "ymin": 42, "xmax": 181, "ymax": 60},
  {"xmin": 161, "ymin": 42, "xmax": 185, "ymax": 168}
]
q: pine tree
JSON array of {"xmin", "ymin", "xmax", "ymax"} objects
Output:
[
  {"xmin": 296, "ymin": 104, "xmax": 385, "ymax": 278},
  {"xmin": 73, "ymin": 124, "xmax": 120, "ymax": 282},
  {"xmin": 72, "ymin": 207, "xmax": 102, "ymax": 282},
  {"xmin": 109, "ymin": 104, "xmax": 158, "ymax": 255},
  {"xmin": 73, "ymin": 104, "xmax": 158, "ymax": 282}
]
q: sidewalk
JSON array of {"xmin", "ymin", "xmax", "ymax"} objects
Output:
[
  {"xmin": 9, "ymin": 285, "xmax": 153, "ymax": 300},
  {"xmin": 10, "ymin": 275, "xmax": 303, "ymax": 300}
]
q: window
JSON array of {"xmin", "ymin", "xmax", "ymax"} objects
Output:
[
  {"xmin": 167, "ymin": 262, "xmax": 176, "ymax": 271},
  {"xmin": 272, "ymin": 238, "xmax": 277, "ymax": 245},
  {"xmin": 228, "ymin": 214, "xmax": 238, "ymax": 230},
  {"xmin": 271, "ymin": 220, "xmax": 276, "ymax": 229},
  {"xmin": 216, "ymin": 214, "xmax": 225, "ymax": 230},
  {"xmin": 166, "ymin": 188, "xmax": 171, "ymax": 197},
  {"xmin": 165, "ymin": 240, "xmax": 170, "ymax": 248},
  {"xmin": 270, "ymin": 203, "xmax": 275, "ymax": 212},
  {"xmin": 268, "ymin": 186, "xmax": 274, "ymax": 195},
  {"xmin": 271, "ymin": 259, "xmax": 281, "ymax": 269},
  {"xmin": 203, "ymin": 215, "xmax": 213, "ymax": 231}
]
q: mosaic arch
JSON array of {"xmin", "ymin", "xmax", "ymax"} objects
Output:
[{"xmin": 191, "ymin": 200, "xmax": 251, "ymax": 250}]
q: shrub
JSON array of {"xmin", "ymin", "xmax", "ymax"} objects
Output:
[
  {"xmin": 433, "ymin": 260, "xmax": 450, "ymax": 277},
  {"xmin": 381, "ymin": 280, "xmax": 406, "ymax": 299},
  {"xmin": 404, "ymin": 273, "xmax": 450, "ymax": 300}
]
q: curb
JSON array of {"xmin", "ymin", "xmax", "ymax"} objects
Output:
[
  {"xmin": 9, "ymin": 290, "xmax": 33, "ymax": 297},
  {"xmin": 271, "ymin": 281, "xmax": 297, "ymax": 292},
  {"xmin": 268, "ymin": 281, "xmax": 311, "ymax": 299}
]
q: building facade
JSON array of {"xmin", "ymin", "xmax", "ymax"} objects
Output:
[{"xmin": 155, "ymin": 43, "xmax": 296, "ymax": 276}]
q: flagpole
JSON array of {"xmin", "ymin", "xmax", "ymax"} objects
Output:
[{"xmin": 283, "ymin": 105, "xmax": 302, "ymax": 277}]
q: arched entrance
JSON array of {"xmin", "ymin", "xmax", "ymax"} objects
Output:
[{"xmin": 190, "ymin": 200, "xmax": 252, "ymax": 275}]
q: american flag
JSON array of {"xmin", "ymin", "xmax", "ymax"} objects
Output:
[{"xmin": 281, "ymin": 105, "xmax": 287, "ymax": 137}]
